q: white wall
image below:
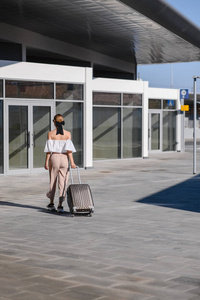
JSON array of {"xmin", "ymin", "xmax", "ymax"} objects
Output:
[
  {"xmin": 148, "ymin": 87, "xmax": 179, "ymax": 99},
  {"xmin": 0, "ymin": 61, "xmax": 86, "ymax": 83},
  {"xmin": 92, "ymin": 78, "xmax": 144, "ymax": 93}
]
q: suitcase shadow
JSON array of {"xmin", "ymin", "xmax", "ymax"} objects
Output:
[{"xmin": 39, "ymin": 208, "xmax": 72, "ymax": 217}]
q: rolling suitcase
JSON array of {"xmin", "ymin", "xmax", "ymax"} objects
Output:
[{"xmin": 67, "ymin": 167, "xmax": 94, "ymax": 217}]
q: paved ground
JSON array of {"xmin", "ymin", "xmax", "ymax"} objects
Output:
[{"xmin": 0, "ymin": 145, "xmax": 200, "ymax": 300}]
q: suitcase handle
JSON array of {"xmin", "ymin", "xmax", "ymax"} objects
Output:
[{"xmin": 69, "ymin": 166, "xmax": 81, "ymax": 184}]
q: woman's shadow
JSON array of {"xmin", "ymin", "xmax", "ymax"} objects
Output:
[{"xmin": 0, "ymin": 200, "xmax": 71, "ymax": 217}]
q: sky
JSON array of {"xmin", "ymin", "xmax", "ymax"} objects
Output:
[{"xmin": 137, "ymin": 0, "xmax": 200, "ymax": 93}]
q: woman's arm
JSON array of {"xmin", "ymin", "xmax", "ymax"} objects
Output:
[
  {"xmin": 44, "ymin": 152, "xmax": 51, "ymax": 170},
  {"xmin": 67, "ymin": 132, "xmax": 76, "ymax": 168},
  {"xmin": 44, "ymin": 132, "xmax": 51, "ymax": 170},
  {"xmin": 67, "ymin": 151, "xmax": 76, "ymax": 169}
]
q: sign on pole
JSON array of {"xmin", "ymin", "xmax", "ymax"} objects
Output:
[
  {"xmin": 180, "ymin": 89, "xmax": 189, "ymax": 99},
  {"xmin": 181, "ymin": 105, "xmax": 189, "ymax": 111}
]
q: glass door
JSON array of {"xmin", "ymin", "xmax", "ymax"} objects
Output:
[
  {"xmin": 149, "ymin": 111, "xmax": 162, "ymax": 152},
  {"xmin": 6, "ymin": 101, "xmax": 53, "ymax": 173},
  {"xmin": 32, "ymin": 105, "xmax": 51, "ymax": 168},
  {"xmin": 8, "ymin": 105, "xmax": 29, "ymax": 170}
]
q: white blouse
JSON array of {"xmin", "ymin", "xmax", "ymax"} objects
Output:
[{"xmin": 44, "ymin": 139, "xmax": 76, "ymax": 153}]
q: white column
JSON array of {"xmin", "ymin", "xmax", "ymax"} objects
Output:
[
  {"xmin": 142, "ymin": 81, "xmax": 149, "ymax": 158},
  {"xmin": 84, "ymin": 67, "xmax": 93, "ymax": 168}
]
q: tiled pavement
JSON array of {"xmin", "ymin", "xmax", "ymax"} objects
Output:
[{"xmin": 0, "ymin": 148, "xmax": 200, "ymax": 299}]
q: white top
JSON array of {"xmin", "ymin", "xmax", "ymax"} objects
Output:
[{"xmin": 44, "ymin": 139, "xmax": 76, "ymax": 153}]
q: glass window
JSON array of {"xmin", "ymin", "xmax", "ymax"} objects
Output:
[
  {"xmin": 56, "ymin": 83, "xmax": 83, "ymax": 100},
  {"xmin": 123, "ymin": 94, "xmax": 142, "ymax": 106},
  {"xmin": 93, "ymin": 107, "xmax": 121, "ymax": 159},
  {"xmin": 123, "ymin": 108, "xmax": 142, "ymax": 158},
  {"xmin": 56, "ymin": 102, "xmax": 83, "ymax": 167},
  {"xmin": 163, "ymin": 99, "xmax": 176, "ymax": 109},
  {"xmin": 151, "ymin": 113, "xmax": 160, "ymax": 150},
  {"xmin": 33, "ymin": 106, "xmax": 51, "ymax": 168},
  {"xmin": 163, "ymin": 111, "xmax": 176, "ymax": 151},
  {"xmin": 93, "ymin": 93, "xmax": 121, "ymax": 105},
  {"xmin": 9, "ymin": 105, "xmax": 28, "ymax": 170},
  {"xmin": 0, "ymin": 100, "xmax": 3, "ymax": 173},
  {"xmin": 0, "ymin": 80, "xmax": 3, "ymax": 97},
  {"xmin": 5, "ymin": 80, "xmax": 54, "ymax": 99},
  {"xmin": 149, "ymin": 99, "xmax": 161, "ymax": 109}
]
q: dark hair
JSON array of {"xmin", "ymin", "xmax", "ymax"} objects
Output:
[{"xmin": 53, "ymin": 114, "xmax": 63, "ymax": 122}]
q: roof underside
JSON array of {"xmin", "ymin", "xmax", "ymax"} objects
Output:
[{"xmin": 1, "ymin": 0, "xmax": 200, "ymax": 64}]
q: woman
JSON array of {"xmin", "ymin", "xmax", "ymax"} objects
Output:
[{"xmin": 44, "ymin": 114, "xmax": 76, "ymax": 212}]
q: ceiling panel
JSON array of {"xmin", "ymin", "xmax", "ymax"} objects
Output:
[{"xmin": 0, "ymin": 0, "xmax": 200, "ymax": 64}]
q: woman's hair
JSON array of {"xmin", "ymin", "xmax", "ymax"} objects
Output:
[{"xmin": 53, "ymin": 114, "xmax": 63, "ymax": 122}]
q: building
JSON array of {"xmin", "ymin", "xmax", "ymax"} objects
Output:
[{"xmin": 1, "ymin": 0, "xmax": 200, "ymax": 175}]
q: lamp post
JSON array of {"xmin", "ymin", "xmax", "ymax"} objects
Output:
[{"xmin": 193, "ymin": 76, "xmax": 200, "ymax": 174}]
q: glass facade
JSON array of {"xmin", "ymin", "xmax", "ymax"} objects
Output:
[
  {"xmin": 149, "ymin": 98, "xmax": 177, "ymax": 152},
  {"xmin": 0, "ymin": 100, "xmax": 3, "ymax": 173},
  {"xmin": 5, "ymin": 80, "xmax": 54, "ymax": 99},
  {"xmin": 56, "ymin": 102, "xmax": 83, "ymax": 167},
  {"xmin": 0, "ymin": 74, "xmax": 179, "ymax": 173},
  {"xmin": 163, "ymin": 111, "xmax": 176, "ymax": 151},
  {"xmin": 93, "ymin": 93, "xmax": 121, "ymax": 105},
  {"xmin": 151, "ymin": 113, "xmax": 160, "ymax": 150},
  {"xmin": 163, "ymin": 100, "xmax": 176, "ymax": 109},
  {"xmin": 123, "ymin": 108, "xmax": 142, "ymax": 158},
  {"xmin": 9, "ymin": 105, "xmax": 28, "ymax": 170},
  {"xmin": 149, "ymin": 99, "xmax": 161, "ymax": 109},
  {"xmin": 93, "ymin": 107, "xmax": 121, "ymax": 159},
  {"xmin": 56, "ymin": 83, "xmax": 83, "ymax": 100},
  {"xmin": 93, "ymin": 92, "xmax": 142, "ymax": 160},
  {"xmin": 123, "ymin": 94, "xmax": 142, "ymax": 106},
  {"xmin": 33, "ymin": 106, "xmax": 51, "ymax": 168}
]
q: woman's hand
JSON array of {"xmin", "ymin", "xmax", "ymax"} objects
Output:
[
  {"xmin": 44, "ymin": 163, "xmax": 49, "ymax": 170},
  {"xmin": 71, "ymin": 163, "xmax": 76, "ymax": 169}
]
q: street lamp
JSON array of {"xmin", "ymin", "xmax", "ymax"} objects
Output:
[{"xmin": 193, "ymin": 76, "xmax": 200, "ymax": 174}]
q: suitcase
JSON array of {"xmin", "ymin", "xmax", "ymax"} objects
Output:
[{"xmin": 67, "ymin": 167, "xmax": 94, "ymax": 217}]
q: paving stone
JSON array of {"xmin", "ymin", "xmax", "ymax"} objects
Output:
[
  {"xmin": 8, "ymin": 291, "xmax": 57, "ymax": 300},
  {"xmin": 168, "ymin": 276, "xmax": 200, "ymax": 286},
  {"xmin": 56, "ymin": 284, "xmax": 151, "ymax": 300},
  {"xmin": 0, "ymin": 149, "xmax": 200, "ymax": 299}
]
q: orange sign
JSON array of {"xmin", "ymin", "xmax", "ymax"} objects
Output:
[{"xmin": 181, "ymin": 105, "xmax": 189, "ymax": 111}]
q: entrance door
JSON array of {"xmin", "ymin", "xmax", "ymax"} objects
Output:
[
  {"xmin": 32, "ymin": 105, "xmax": 52, "ymax": 168},
  {"xmin": 6, "ymin": 101, "xmax": 53, "ymax": 173},
  {"xmin": 149, "ymin": 111, "xmax": 162, "ymax": 152}
]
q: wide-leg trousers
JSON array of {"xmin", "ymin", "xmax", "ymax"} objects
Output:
[{"xmin": 47, "ymin": 153, "xmax": 69, "ymax": 202}]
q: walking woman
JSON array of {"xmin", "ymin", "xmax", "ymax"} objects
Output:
[{"xmin": 44, "ymin": 114, "xmax": 76, "ymax": 212}]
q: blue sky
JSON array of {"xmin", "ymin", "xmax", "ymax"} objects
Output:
[{"xmin": 137, "ymin": 0, "xmax": 200, "ymax": 92}]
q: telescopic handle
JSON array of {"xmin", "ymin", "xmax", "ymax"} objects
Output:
[{"xmin": 69, "ymin": 166, "xmax": 81, "ymax": 184}]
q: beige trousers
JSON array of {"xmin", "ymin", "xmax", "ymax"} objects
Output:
[{"xmin": 47, "ymin": 153, "xmax": 69, "ymax": 202}]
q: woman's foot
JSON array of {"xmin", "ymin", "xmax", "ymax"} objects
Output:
[
  {"xmin": 46, "ymin": 203, "xmax": 56, "ymax": 211},
  {"xmin": 57, "ymin": 205, "xmax": 64, "ymax": 213}
]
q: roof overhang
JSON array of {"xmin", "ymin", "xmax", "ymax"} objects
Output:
[{"xmin": 0, "ymin": 0, "xmax": 200, "ymax": 65}]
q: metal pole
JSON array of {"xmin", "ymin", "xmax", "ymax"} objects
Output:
[
  {"xmin": 193, "ymin": 77, "xmax": 197, "ymax": 174},
  {"xmin": 171, "ymin": 64, "xmax": 173, "ymax": 89}
]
